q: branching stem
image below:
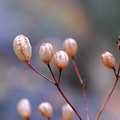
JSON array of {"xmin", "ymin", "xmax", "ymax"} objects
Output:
[
  {"xmin": 95, "ymin": 65, "xmax": 120, "ymax": 120},
  {"xmin": 27, "ymin": 62, "xmax": 55, "ymax": 84},
  {"xmin": 71, "ymin": 57, "xmax": 90, "ymax": 120},
  {"xmin": 27, "ymin": 62, "xmax": 82, "ymax": 120},
  {"xmin": 56, "ymin": 84, "xmax": 82, "ymax": 120}
]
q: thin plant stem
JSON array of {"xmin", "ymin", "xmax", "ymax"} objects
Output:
[
  {"xmin": 27, "ymin": 62, "xmax": 82, "ymax": 120},
  {"xmin": 47, "ymin": 65, "xmax": 82, "ymax": 119},
  {"xmin": 58, "ymin": 70, "xmax": 61, "ymax": 84},
  {"xmin": 71, "ymin": 57, "xmax": 83, "ymax": 85},
  {"xmin": 56, "ymin": 84, "xmax": 82, "ymax": 120},
  {"xmin": 27, "ymin": 62, "xmax": 55, "ymax": 84},
  {"xmin": 71, "ymin": 57, "xmax": 90, "ymax": 120},
  {"xmin": 95, "ymin": 65, "xmax": 120, "ymax": 120},
  {"xmin": 47, "ymin": 64, "xmax": 57, "ymax": 83},
  {"xmin": 113, "ymin": 67, "xmax": 116, "ymax": 76}
]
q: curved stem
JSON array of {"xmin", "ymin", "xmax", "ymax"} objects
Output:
[
  {"xmin": 95, "ymin": 65, "xmax": 120, "ymax": 120},
  {"xmin": 56, "ymin": 84, "xmax": 82, "ymax": 120},
  {"xmin": 47, "ymin": 64, "xmax": 57, "ymax": 83},
  {"xmin": 71, "ymin": 57, "xmax": 83, "ymax": 85},
  {"xmin": 71, "ymin": 57, "xmax": 90, "ymax": 120},
  {"xmin": 58, "ymin": 70, "xmax": 62, "ymax": 84},
  {"xmin": 113, "ymin": 67, "xmax": 116, "ymax": 76},
  {"xmin": 27, "ymin": 62, "xmax": 82, "ymax": 119},
  {"xmin": 27, "ymin": 62, "xmax": 55, "ymax": 84}
]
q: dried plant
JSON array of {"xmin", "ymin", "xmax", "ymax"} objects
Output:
[{"xmin": 13, "ymin": 34, "xmax": 120, "ymax": 120}]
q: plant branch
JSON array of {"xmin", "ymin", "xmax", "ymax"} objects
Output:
[
  {"xmin": 58, "ymin": 70, "xmax": 62, "ymax": 84},
  {"xmin": 71, "ymin": 57, "xmax": 90, "ymax": 120},
  {"xmin": 56, "ymin": 84, "xmax": 82, "ymax": 120},
  {"xmin": 95, "ymin": 65, "xmax": 120, "ymax": 120},
  {"xmin": 47, "ymin": 64, "xmax": 57, "ymax": 83},
  {"xmin": 27, "ymin": 62, "xmax": 55, "ymax": 84},
  {"xmin": 27, "ymin": 62, "xmax": 82, "ymax": 119}
]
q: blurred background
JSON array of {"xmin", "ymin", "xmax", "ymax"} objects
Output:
[{"xmin": 0, "ymin": 0, "xmax": 120, "ymax": 120}]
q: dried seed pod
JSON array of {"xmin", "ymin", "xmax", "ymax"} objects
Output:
[
  {"xmin": 39, "ymin": 43, "xmax": 54, "ymax": 64},
  {"xmin": 38, "ymin": 102, "xmax": 53, "ymax": 118},
  {"xmin": 62, "ymin": 103, "xmax": 74, "ymax": 120},
  {"xmin": 54, "ymin": 51, "xmax": 69, "ymax": 70},
  {"xmin": 63, "ymin": 38, "xmax": 78, "ymax": 57},
  {"xmin": 13, "ymin": 34, "xmax": 32, "ymax": 63},
  {"xmin": 101, "ymin": 52, "xmax": 115, "ymax": 69},
  {"xmin": 116, "ymin": 36, "xmax": 120, "ymax": 50},
  {"xmin": 17, "ymin": 98, "xmax": 32, "ymax": 119}
]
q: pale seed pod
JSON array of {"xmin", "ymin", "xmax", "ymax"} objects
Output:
[
  {"xmin": 39, "ymin": 43, "xmax": 54, "ymax": 64},
  {"xmin": 62, "ymin": 103, "xmax": 74, "ymax": 120},
  {"xmin": 17, "ymin": 98, "xmax": 32, "ymax": 119},
  {"xmin": 54, "ymin": 51, "xmax": 69, "ymax": 70},
  {"xmin": 101, "ymin": 52, "xmax": 115, "ymax": 69},
  {"xmin": 63, "ymin": 38, "xmax": 78, "ymax": 57},
  {"xmin": 13, "ymin": 34, "xmax": 32, "ymax": 63},
  {"xmin": 38, "ymin": 102, "xmax": 53, "ymax": 118}
]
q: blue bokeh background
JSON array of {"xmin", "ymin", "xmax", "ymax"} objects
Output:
[{"xmin": 0, "ymin": 0, "xmax": 120, "ymax": 120}]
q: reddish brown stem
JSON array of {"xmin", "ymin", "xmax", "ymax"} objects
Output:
[
  {"xmin": 58, "ymin": 70, "xmax": 62, "ymax": 84},
  {"xmin": 27, "ymin": 62, "xmax": 82, "ymax": 120},
  {"xmin": 71, "ymin": 57, "xmax": 90, "ymax": 120},
  {"xmin": 95, "ymin": 66, "xmax": 120, "ymax": 120},
  {"xmin": 56, "ymin": 84, "xmax": 82, "ymax": 120},
  {"xmin": 47, "ymin": 64, "xmax": 57, "ymax": 83},
  {"xmin": 47, "ymin": 65, "xmax": 82, "ymax": 119},
  {"xmin": 27, "ymin": 62, "xmax": 55, "ymax": 84}
]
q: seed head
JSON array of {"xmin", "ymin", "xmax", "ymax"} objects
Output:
[
  {"xmin": 38, "ymin": 102, "xmax": 53, "ymax": 118},
  {"xmin": 62, "ymin": 103, "xmax": 74, "ymax": 120},
  {"xmin": 17, "ymin": 98, "xmax": 32, "ymax": 119},
  {"xmin": 13, "ymin": 34, "xmax": 32, "ymax": 63},
  {"xmin": 63, "ymin": 38, "xmax": 78, "ymax": 57},
  {"xmin": 101, "ymin": 52, "xmax": 115, "ymax": 69},
  {"xmin": 54, "ymin": 51, "xmax": 69, "ymax": 70},
  {"xmin": 116, "ymin": 36, "xmax": 120, "ymax": 50},
  {"xmin": 39, "ymin": 43, "xmax": 54, "ymax": 64}
]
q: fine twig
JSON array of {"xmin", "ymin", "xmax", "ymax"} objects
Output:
[
  {"xmin": 56, "ymin": 84, "xmax": 82, "ymax": 120},
  {"xmin": 48, "ymin": 65, "xmax": 82, "ymax": 120},
  {"xmin": 95, "ymin": 65, "xmax": 120, "ymax": 120},
  {"xmin": 27, "ymin": 62, "xmax": 83, "ymax": 120},
  {"xmin": 71, "ymin": 57, "xmax": 90, "ymax": 120},
  {"xmin": 27, "ymin": 62, "xmax": 55, "ymax": 84},
  {"xmin": 58, "ymin": 70, "xmax": 62, "ymax": 84},
  {"xmin": 113, "ymin": 67, "xmax": 117, "ymax": 76},
  {"xmin": 47, "ymin": 64, "xmax": 57, "ymax": 83}
]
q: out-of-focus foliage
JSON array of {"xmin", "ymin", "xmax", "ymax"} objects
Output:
[{"xmin": 1, "ymin": 0, "xmax": 120, "ymax": 119}]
